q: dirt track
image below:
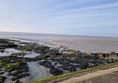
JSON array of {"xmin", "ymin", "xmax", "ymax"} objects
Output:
[{"xmin": 58, "ymin": 67, "xmax": 118, "ymax": 83}]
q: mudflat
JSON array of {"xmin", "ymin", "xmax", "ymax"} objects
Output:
[{"xmin": 0, "ymin": 32, "xmax": 118, "ymax": 52}]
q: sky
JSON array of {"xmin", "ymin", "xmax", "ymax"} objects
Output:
[{"xmin": 0, "ymin": 0, "xmax": 118, "ymax": 37}]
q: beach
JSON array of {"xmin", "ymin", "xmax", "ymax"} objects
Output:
[{"xmin": 0, "ymin": 32, "xmax": 118, "ymax": 53}]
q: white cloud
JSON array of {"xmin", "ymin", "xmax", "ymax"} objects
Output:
[{"xmin": 0, "ymin": 0, "xmax": 118, "ymax": 37}]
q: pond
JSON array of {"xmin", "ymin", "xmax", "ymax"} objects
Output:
[
  {"xmin": 27, "ymin": 61, "xmax": 52, "ymax": 81},
  {"xmin": 2, "ymin": 72, "xmax": 12, "ymax": 83},
  {"xmin": 0, "ymin": 48, "xmax": 22, "ymax": 57},
  {"xmin": 24, "ymin": 52, "xmax": 39, "ymax": 58}
]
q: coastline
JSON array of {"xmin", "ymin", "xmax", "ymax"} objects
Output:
[
  {"xmin": 0, "ymin": 32, "xmax": 118, "ymax": 53},
  {"xmin": 0, "ymin": 38, "xmax": 118, "ymax": 83}
]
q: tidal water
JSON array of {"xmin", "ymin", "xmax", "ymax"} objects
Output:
[{"xmin": 0, "ymin": 32, "xmax": 118, "ymax": 52}]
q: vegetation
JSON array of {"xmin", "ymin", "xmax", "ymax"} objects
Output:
[
  {"xmin": 0, "ymin": 56, "xmax": 29, "ymax": 82},
  {"xmin": 0, "ymin": 76, "xmax": 6, "ymax": 83},
  {"xmin": 31, "ymin": 61, "xmax": 118, "ymax": 83},
  {"xmin": 0, "ymin": 38, "xmax": 18, "ymax": 49},
  {"xmin": 11, "ymin": 52, "xmax": 26, "ymax": 57},
  {"xmin": 0, "ymin": 38, "xmax": 118, "ymax": 83}
]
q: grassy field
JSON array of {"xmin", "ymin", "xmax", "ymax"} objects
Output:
[{"xmin": 31, "ymin": 61, "xmax": 118, "ymax": 83}]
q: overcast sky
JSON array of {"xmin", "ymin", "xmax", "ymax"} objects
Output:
[{"xmin": 0, "ymin": 0, "xmax": 118, "ymax": 37}]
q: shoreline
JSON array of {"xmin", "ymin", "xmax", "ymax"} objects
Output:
[
  {"xmin": 2, "ymin": 37, "xmax": 118, "ymax": 53},
  {"xmin": 0, "ymin": 38, "xmax": 118, "ymax": 83}
]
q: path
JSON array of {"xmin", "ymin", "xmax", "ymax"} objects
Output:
[{"xmin": 59, "ymin": 67, "xmax": 118, "ymax": 83}]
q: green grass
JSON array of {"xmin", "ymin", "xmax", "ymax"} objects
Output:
[
  {"xmin": 31, "ymin": 61, "xmax": 118, "ymax": 83},
  {"xmin": 5, "ymin": 63, "xmax": 18, "ymax": 69}
]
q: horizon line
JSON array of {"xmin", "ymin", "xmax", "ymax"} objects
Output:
[{"xmin": 0, "ymin": 30, "xmax": 118, "ymax": 38}]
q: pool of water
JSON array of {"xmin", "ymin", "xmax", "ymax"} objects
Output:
[
  {"xmin": 24, "ymin": 52, "xmax": 39, "ymax": 58},
  {"xmin": 27, "ymin": 61, "xmax": 52, "ymax": 81},
  {"xmin": 0, "ymin": 48, "xmax": 22, "ymax": 57}
]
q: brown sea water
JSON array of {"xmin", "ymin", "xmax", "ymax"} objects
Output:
[{"xmin": 0, "ymin": 32, "xmax": 118, "ymax": 53}]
